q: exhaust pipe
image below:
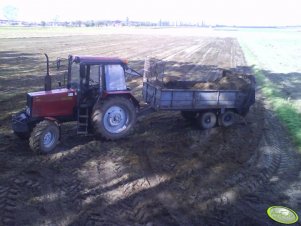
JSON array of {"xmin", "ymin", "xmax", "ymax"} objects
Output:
[{"xmin": 44, "ymin": 53, "xmax": 52, "ymax": 91}]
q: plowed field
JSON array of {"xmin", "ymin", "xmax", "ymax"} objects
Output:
[{"xmin": 0, "ymin": 29, "xmax": 300, "ymax": 226}]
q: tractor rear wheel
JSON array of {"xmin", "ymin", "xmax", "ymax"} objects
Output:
[
  {"xmin": 92, "ymin": 97, "xmax": 137, "ymax": 140},
  {"xmin": 197, "ymin": 111, "xmax": 217, "ymax": 129},
  {"xmin": 29, "ymin": 120, "xmax": 59, "ymax": 154}
]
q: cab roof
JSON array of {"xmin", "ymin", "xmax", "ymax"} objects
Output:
[{"xmin": 72, "ymin": 55, "xmax": 128, "ymax": 65}]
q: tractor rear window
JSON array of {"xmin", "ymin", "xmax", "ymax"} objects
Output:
[{"xmin": 105, "ymin": 65, "xmax": 126, "ymax": 91}]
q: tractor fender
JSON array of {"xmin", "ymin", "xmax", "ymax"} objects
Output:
[
  {"xmin": 126, "ymin": 94, "xmax": 140, "ymax": 109},
  {"xmin": 44, "ymin": 117, "xmax": 60, "ymax": 125},
  {"xmin": 101, "ymin": 93, "xmax": 140, "ymax": 109}
]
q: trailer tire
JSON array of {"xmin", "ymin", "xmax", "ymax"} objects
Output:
[
  {"xmin": 181, "ymin": 111, "xmax": 197, "ymax": 121},
  {"xmin": 197, "ymin": 111, "xmax": 217, "ymax": 129},
  {"xmin": 218, "ymin": 111, "xmax": 235, "ymax": 127},
  {"xmin": 29, "ymin": 120, "xmax": 59, "ymax": 154},
  {"xmin": 92, "ymin": 97, "xmax": 137, "ymax": 140}
]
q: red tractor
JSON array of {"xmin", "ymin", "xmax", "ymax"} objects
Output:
[{"xmin": 12, "ymin": 54, "xmax": 140, "ymax": 154}]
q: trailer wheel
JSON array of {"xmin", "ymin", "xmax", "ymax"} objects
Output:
[
  {"xmin": 197, "ymin": 111, "xmax": 217, "ymax": 129},
  {"xmin": 218, "ymin": 111, "xmax": 235, "ymax": 127},
  {"xmin": 181, "ymin": 111, "xmax": 197, "ymax": 120},
  {"xmin": 92, "ymin": 97, "xmax": 137, "ymax": 140},
  {"xmin": 29, "ymin": 120, "xmax": 59, "ymax": 154}
]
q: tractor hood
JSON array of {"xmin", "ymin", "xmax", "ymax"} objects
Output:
[
  {"xmin": 27, "ymin": 88, "xmax": 77, "ymax": 118},
  {"xmin": 28, "ymin": 88, "xmax": 76, "ymax": 97}
]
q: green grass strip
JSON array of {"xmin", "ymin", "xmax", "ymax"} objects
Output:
[{"xmin": 240, "ymin": 41, "xmax": 301, "ymax": 150}]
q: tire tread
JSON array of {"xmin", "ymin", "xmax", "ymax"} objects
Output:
[
  {"xmin": 92, "ymin": 97, "xmax": 136, "ymax": 140},
  {"xmin": 29, "ymin": 120, "xmax": 58, "ymax": 154}
]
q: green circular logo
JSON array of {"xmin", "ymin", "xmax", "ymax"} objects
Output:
[{"xmin": 267, "ymin": 206, "xmax": 299, "ymax": 224}]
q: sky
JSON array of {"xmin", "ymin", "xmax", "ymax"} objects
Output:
[{"xmin": 0, "ymin": 0, "xmax": 301, "ymax": 26}]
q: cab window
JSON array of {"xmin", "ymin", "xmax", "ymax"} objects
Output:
[
  {"xmin": 105, "ymin": 64, "xmax": 126, "ymax": 91},
  {"xmin": 89, "ymin": 65, "xmax": 101, "ymax": 85}
]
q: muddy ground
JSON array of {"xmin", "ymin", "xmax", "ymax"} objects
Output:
[{"xmin": 0, "ymin": 33, "xmax": 301, "ymax": 226}]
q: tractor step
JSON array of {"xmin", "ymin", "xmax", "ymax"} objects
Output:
[{"xmin": 77, "ymin": 105, "xmax": 89, "ymax": 135}]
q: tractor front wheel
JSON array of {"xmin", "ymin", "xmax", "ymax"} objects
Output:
[
  {"xmin": 92, "ymin": 97, "xmax": 137, "ymax": 140},
  {"xmin": 29, "ymin": 120, "xmax": 60, "ymax": 154}
]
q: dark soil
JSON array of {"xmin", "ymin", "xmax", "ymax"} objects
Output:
[{"xmin": 0, "ymin": 34, "xmax": 300, "ymax": 226}]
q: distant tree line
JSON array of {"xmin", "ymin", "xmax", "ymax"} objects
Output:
[{"xmin": 0, "ymin": 18, "xmax": 210, "ymax": 28}]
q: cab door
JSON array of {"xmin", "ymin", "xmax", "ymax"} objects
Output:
[{"xmin": 104, "ymin": 64, "xmax": 127, "ymax": 91}]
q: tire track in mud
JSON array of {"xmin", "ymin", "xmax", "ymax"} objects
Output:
[
  {"xmin": 125, "ymin": 42, "xmax": 300, "ymax": 225},
  {"xmin": 0, "ymin": 183, "xmax": 18, "ymax": 225},
  {"xmin": 1, "ymin": 139, "xmax": 164, "ymax": 225},
  {"xmin": 206, "ymin": 105, "xmax": 301, "ymax": 226},
  {"xmin": 136, "ymin": 95, "xmax": 300, "ymax": 226},
  {"xmin": 0, "ymin": 153, "xmax": 49, "ymax": 226},
  {"xmin": 214, "ymin": 94, "xmax": 297, "ymax": 225},
  {"xmin": 78, "ymin": 142, "xmax": 176, "ymax": 226}
]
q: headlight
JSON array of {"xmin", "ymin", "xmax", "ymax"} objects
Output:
[{"xmin": 25, "ymin": 106, "xmax": 31, "ymax": 116}]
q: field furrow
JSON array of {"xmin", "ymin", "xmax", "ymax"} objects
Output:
[{"xmin": 0, "ymin": 28, "xmax": 300, "ymax": 226}]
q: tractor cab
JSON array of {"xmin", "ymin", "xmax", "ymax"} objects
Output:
[
  {"xmin": 67, "ymin": 55, "xmax": 129, "ymax": 106},
  {"xmin": 67, "ymin": 55, "xmax": 134, "ymax": 137}
]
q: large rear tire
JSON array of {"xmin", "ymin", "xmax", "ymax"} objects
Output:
[
  {"xmin": 29, "ymin": 120, "xmax": 59, "ymax": 154},
  {"xmin": 92, "ymin": 97, "xmax": 137, "ymax": 140},
  {"xmin": 197, "ymin": 111, "xmax": 217, "ymax": 129}
]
